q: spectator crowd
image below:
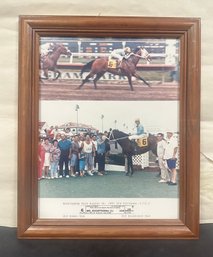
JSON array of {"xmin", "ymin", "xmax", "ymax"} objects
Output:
[{"xmin": 38, "ymin": 126, "xmax": 110, "ymax": 180}]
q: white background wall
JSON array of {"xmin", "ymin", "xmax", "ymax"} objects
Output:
[{"xmin": 0, "ymin": 0, "xmax": 213, "ymax": 226}]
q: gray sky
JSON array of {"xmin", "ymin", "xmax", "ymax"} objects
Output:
[{"xmin": 40, "ymin": 100, "xmax": 179, "ymax": 134}]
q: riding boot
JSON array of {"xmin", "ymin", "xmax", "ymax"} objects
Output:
[
  {"xmin": 117, "ymin": 60, "xmax": 122, "ymax": 68},
  {"xmin": 133, "ymin": 141, "xmax": 138, "ymax": 154}
]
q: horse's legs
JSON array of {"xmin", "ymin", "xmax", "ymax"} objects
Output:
[
  {"xmin": 134, "ymin": 72, "xmax": 150, "ymax": 87},
  {"xmin": 127, "ymin": 75, "xmax": 134, "ymax": 91},
  {"xmin": 129, "ymin": 155, "xmax": 134, "ymax": 176},
  {"xmin": 93, "ymin": 72, "xmax": 105, "ymax": 89},
  {"xmin": 53, "ymin": 69, "xmax": 61, "ymax": 80},
  {"xmin": 43, "ymin": 69, "xmax": 49, "ymax": 79},
  {"xmin": 126, "ymin": 155, "xmax": 133, "ymax": 176},
  {"xmin": 125, "ymin": 156, "xmax": 130, "ymax": 176},
  {"xmin": 78, "ymin": 72, "xmax": 94, "ymax": 89}
]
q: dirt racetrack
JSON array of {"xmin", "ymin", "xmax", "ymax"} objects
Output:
[{"xmin": 40, "ymin": 80, "xmax": 179, "ymax": 101}]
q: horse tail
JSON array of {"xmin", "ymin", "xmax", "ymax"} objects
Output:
[{"xmin": 80, "ymin": 59, "xmax": 96, "ymax": 77}]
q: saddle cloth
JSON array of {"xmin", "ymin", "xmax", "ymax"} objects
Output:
[
  {"xmin": 136, "ymin": 137, "xmax": 148, "ymax": 147},
  {"xmin": 107, "ymin": 59, "xmax": 117, "ymax": 69}
]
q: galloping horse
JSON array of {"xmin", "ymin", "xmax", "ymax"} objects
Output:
[
  {"xmin": 40, "ymin": 43, "xmax": 71, "ymax": 80},
  {"xmin": 109, "ymin": 129, "xmax": 157, "ymax": 176},
  {"xmin": 78, "ymin": 47, "xmax": 151, "ymax": 91}
]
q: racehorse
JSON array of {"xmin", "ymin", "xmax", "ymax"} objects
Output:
[
  {"xmin": 40, "ymin": 43, "xmax": 71, "ymax": 80},
  {"xmin": 109, "ymin": 129, "xmax": 157, "ymax": 176},
  {"xmin": 78, "ymin": 47, "xmax": 151, "ymax": 91}
]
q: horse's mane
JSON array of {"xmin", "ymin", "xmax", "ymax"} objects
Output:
[
  {"xmin": 51, "ymin": 43, "xmax": 61, "ymax": 51},
  {"xmin": 54, "ymin": 43, "xmax": 63, "ymax": 48},
  {"xmin": 133, "ymin": 46, "xmax": 141, "ymax": 54},
  {"xmin": 112, "ymin": 129, "xmax": 129, "ymax": 137},
  {"xmin": 126, "ymin": 47, "xmax": 142, "ymax": 64}
]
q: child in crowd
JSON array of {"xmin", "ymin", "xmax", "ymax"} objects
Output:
[{"xmin": 79, "ymin": 148, "xmax": 86, "ymax": 177}]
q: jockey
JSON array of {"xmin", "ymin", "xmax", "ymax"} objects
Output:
[
  {"xmin": 129, "ymin": 118, "xmax": 146, "ymax": 140},
  {"xmin": 110, "ymin": 47, "xmax": 132, "ymax": 67},
  {"xmin": 40, "ymin": 42, "xmax": 55, "ymax": 59}
]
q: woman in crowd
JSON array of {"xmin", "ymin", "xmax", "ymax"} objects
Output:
[
  {"xmin": 81, "ymin": 135, "xmax": 96, "ymax": 176},
  {"xmin": 38, "ymin": 138, "xmax": 45, "ymax": 180},
  {"xmin": 43, "ymin": 137, "xmax": 51, "ymax": 178},
  {"xmin": 49, "ymin": 139, "xmax": 61, "ymax": 179}
]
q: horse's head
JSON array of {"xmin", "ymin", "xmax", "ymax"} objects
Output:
[
  {"xmin": 52, "ymin": 43, "xmax": 71, "ymax": 57},
  {"xmin": 135, "ymin": 46, "xmax": 151, "ymax": 63},
  {"xmin": 58, "ymin": 44, "xmax": 72, "ymax": 57}
]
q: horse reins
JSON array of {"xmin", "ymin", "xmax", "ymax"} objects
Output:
[{"xmin": 108, "ymin": 130, "xmax": 130, "ymax": 142}]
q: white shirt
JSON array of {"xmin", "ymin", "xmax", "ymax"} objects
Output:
[
  {"xmin": 164, "ymin": 136, "xmax": 178, "ymax": 159},
  {"xmin": 83, "ymin": 141, "xmax": 93, "ymax": 153},
  {"xmin": 157, "ymin": 140, "xmax": 167, "ymax": 158}
]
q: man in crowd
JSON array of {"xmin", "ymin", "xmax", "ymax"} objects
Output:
[
  {"xmin": 163, "ymin": 131, "xmax": 178, "ymax": 185},
  {"xmin": 156, "ymin": 133, "xmax": 170, "ymax": 183},
  {"xmin": 58, "ymin": 132, "xmax": 71, "ymax": 178},
  {"xmin": 69, "ymin": 134, "xmax": 79, "ymax": 177}
]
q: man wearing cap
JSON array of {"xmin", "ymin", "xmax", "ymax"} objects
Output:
[
  {"xmin": 156, "ymin": 133, "xmax": 170, "ymax": 183},
  {"xmin": 163, "ymin": 131, "xmax": 178, "ymax": 185}
]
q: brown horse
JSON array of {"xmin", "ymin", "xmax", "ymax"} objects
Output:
[
  {"xmin": 78, "ymin": 47, "xmax": 151, "ymax": 91},
  {"xmin": 40, "ymin": 43, "xmax": 71, "ymax": 80},
  {"xmin": 109, "ymin": 129, "xmax": 157, "ymax": 176}
]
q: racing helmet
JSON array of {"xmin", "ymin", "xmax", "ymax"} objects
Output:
[{"xmin": 124, "ymin": 47, "xmax": 131, "ymax": 53}]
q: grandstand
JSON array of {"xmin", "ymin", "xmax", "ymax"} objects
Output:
[{"xmin": 40, "ymin": 37, "xmax": 179, "ymax": 65}]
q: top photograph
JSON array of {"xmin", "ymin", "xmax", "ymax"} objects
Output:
[{"xmin": 39, "ymin": 37, "xmax": 180, "ymax": 101}]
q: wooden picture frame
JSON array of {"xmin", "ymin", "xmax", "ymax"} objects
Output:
[{"xmin": 18, "ymin": 15, "xmax": 200, "ymax": 239}]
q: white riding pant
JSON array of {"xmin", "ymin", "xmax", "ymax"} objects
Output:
[
  {"xmin": 110, "ymin": 53, "xmax": 123, "ymax": 61},
  {"xmin": 128, "ymin": 134, "xmax": 146, "ymax": 140}
]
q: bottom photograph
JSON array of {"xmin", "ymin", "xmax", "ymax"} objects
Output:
[{"xmin": 38, "ymin": 100, "xmax": 180, "ymax": 220}]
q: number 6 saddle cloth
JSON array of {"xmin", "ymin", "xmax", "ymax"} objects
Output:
[
  {"xmin": 107, "ymin": 58, "xmax": 118, "ymax": 69},
  {"xmin": 136, "ymin": 137, "xmax": 148, "ymax": 147}
]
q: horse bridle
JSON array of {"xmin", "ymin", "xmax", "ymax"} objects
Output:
[{"xmin": 129, "ymin": 48, "xmax": 151, "ymax": 64}]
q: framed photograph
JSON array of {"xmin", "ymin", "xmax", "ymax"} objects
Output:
[{"xmin": 18, "ymin": 16, "xmax": 200, "ymax": 239}]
